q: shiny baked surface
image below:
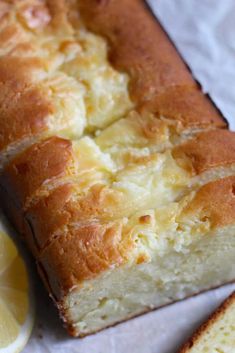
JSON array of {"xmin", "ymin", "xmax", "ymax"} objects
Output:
[{"xmin": 0, "ymin": 0, "xmax": 234, "ymax": 337}]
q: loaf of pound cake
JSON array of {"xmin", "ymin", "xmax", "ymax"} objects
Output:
[
  {"xmin": 0, "ymin": 0, "xmax": 234, "ymax": 337},
  {"xmin": 179, "ymin": 292, "xmax": 235, "ymax": 352}
]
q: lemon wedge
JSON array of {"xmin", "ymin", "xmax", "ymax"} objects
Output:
[{"xmin": 0, "ymin": 231, "xmax": 34, "ymax": 353}]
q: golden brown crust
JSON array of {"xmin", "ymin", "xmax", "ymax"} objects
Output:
[
  {"xmin": 78, "ymin": 0, "xmax": 226, "ymax": 128},
  {"xmin": 0, "ymin": 0, "xmax": 79, "ymax": 153},
  {"xmin": 39, "ymin": 221, "xmax": 126, "ymax": 298},
  {"xmin": 78, "ymin": 0, "xmax": 194, "ymax": 99},
  {"xmin": 4, "ymin": 129, "xmax": 235, "ymax": 255},
  {"xmin": 0, "ymin": 183, "xmax": 76, "ymax": 257},
  {"xmin": 140, "ymin": 85, "xmax": 226, "ymax": 128},
  {"xmin": 24, "ymin": 183, "xmax": 128, "ymax": 254},
  {"xmin": 0, "ymin": 181, "xmax": 42, "ymax": 257},
  {"xmin": 46, "ymin": 0, "xmax": 78, "ymax": 33},
  {"xmin": 179, "ymin": 291, "xmax": 235, "ymax": 353},
  {"xmin": 182, "ymin": 176, "xmax": 235, "ymax": 228},
  {"xmin": 173, "ymin": 130, "xmax": 235, "ymax": 174},
  {"xmin": 0, "ymin": 0, "xmax": 227, "ymax": 154},
  {"xmin": 24, "ymin": 184, "xmax": 75, "ymax": 252},
  {"xmin": 34, "ymin": 176, "xmax": 235, "ymax": 302},
  {"xmin": 0, "ymin": 137, "xmax": 73, "ymax": 209},
  {"xmin": 0, "ymin": 57, "xmax": 53, "ymax": 151}
]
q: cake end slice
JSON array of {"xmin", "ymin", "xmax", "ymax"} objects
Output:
[
  {"xmin": 179, "ymin": 291, "xmax": 235, "ymax": 353},
  {"xmin": 38, "ymin": 177, "xmax": 235, "ymax": 336}
]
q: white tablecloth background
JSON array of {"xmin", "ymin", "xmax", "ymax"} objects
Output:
[{"xmin": 15, "ymin": 0, "xmax": 235, "ymax": 351}]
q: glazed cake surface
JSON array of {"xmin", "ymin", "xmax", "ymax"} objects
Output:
[{"xmin": 0, "ymin": 0, "xmax": 234, "ymax": 337}]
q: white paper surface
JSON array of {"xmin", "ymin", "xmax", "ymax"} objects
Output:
[{"xmin": 6, "ymin": 1, "xmax": 235, "ymax": 352}]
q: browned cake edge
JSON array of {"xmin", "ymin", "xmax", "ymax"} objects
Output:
[
  {"xmin": 37, "ymin": 176, "xmax": 235, "ymax": 336},
  {"xmin": 179, "ymin": 291, "xmax": 235, "ymax": 353},
  {"xmin": 78, "ymin": 0, "xmax": 227, "ymax": 128},
  {"xmin": 0, "ymin": 0, "xmax": 227, "ymax": 157},
  {"xmin": 36, "ymin": 176, "xmax": 235, "ymax": 299}
]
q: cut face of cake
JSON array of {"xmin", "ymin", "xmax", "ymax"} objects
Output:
[
  {"xmin": 35, "ymin": 176, "xmax": 235, "ymax": 336},
  {"xmin": 0, "ymin": 0, "xmax": 234, "ymax": 337},
  {"xmin": 179, "ymin": 292, "xmax": 235, "ymax": 353}
]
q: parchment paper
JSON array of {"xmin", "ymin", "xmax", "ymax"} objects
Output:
[{"xmin": 6, "ymin": 1, "xmax": 235, "ymax": 352}]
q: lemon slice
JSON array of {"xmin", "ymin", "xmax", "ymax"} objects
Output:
[{"xmin": 0, "ymin": 231, "xmax": 34, "ymax": 353}]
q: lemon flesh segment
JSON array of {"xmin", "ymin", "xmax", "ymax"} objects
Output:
[
  {"xmin": 0, "ymin": 299, "xmax": 20, "ymax": 348},
  {"xmin": 0, "ymin": 288, "xmax": 28, "ymax": 325},
  {"xmin": 0, "ymin": 231, "xmax": 33, "ymax": 352},
  {"xmin": 0, "ymin": 257, "xmax": 27, "ymax": 292}
]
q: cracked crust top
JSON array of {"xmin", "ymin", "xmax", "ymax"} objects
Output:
[
  {"xmin": 0, "ymin": 0, "xmax": 227, "ymax": 156},
  {"xmin": 173, "ymin": 129, "xmax": 235, "ymax": 173},
  {"xmin": 78, "ymin": 0, "xmax": 226, "ymax": 128},
  {"xmin": 36, "ymin": 176, "xmax": 235, "ymax": 300}
]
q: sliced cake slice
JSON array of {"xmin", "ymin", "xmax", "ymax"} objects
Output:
[
  {"xmin": 38, "ymin": 176, "xmax": 235, "ymax": 336},
  {"xmin": 179, "ymin": 292, "xmax": 235, "ymax": 353}
]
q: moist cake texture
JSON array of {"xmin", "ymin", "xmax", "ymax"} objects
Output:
[
  {"xmin": 0, "ymin": 0, "xmax": 234, "ymax": 336},
  {"xmin": 179, "ymin": 292, "xmax": 235, "ymax": 353}
]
